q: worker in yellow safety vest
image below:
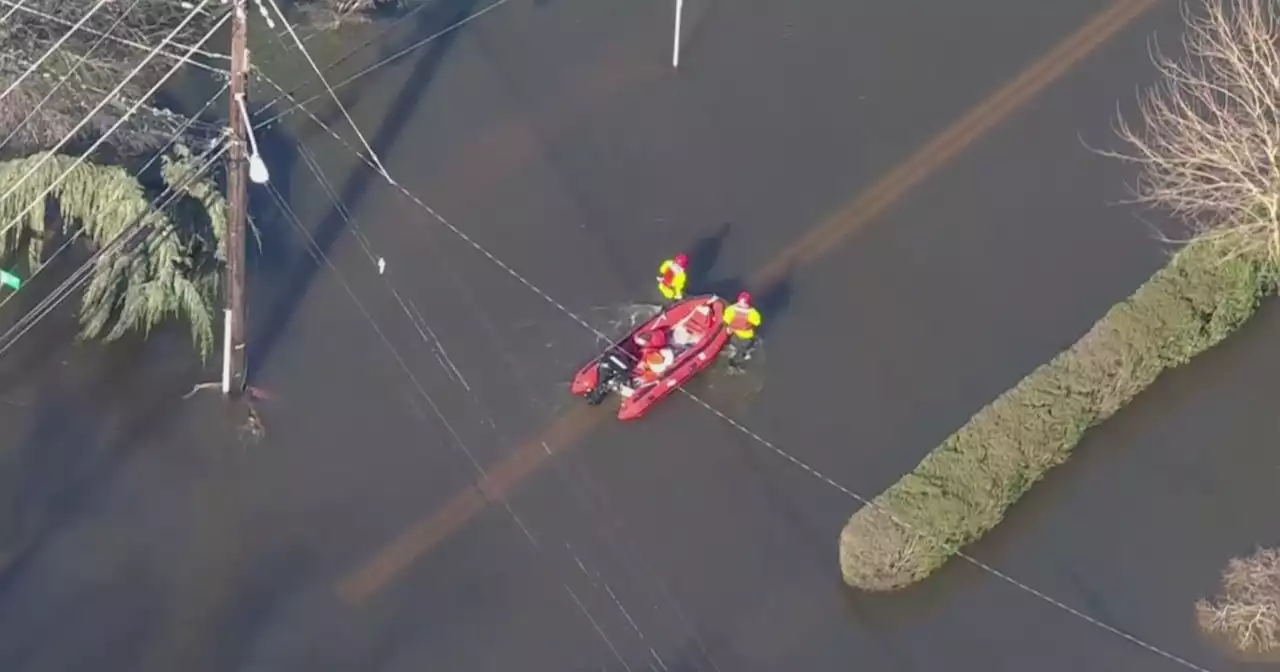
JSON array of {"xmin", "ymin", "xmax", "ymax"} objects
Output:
[
  {"xmin": 723, "ymin": 292, "xmax": 762, "ymax": 365},
  {"xmin": 657, "ymin": 253, "xmax": 688, "ymax": 302}
]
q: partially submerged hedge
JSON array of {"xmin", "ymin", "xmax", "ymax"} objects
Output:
[{"xmin": 840, "ymin": 241, "xmax": 1277, "ymax": 591}]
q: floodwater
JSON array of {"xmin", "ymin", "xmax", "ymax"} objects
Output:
[{"xmin": 0, "ymin": 0, "xmax": 1272, "ymax": 670}]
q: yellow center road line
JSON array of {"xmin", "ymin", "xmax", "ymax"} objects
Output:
[
  {"xmin": 337, "ymin": 405, "xmax": 593, "ymax": 603},
  {"xmin": 336, "ymin": 0, "xmax": 1160, "ymax": 606},
  {"xmin": 752, "ymin": 0, "xmax": 1160, "ymax": 288}
]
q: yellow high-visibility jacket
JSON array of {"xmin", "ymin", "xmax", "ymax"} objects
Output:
[
  {"xmin": 724, "ymin": 304, "xmax": 761, "ymax": 339},
  {"xmin": 657, "ymin": 260, "xmax": 687, "ymax": 299}
]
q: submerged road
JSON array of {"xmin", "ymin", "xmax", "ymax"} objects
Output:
[
  {"xmin": 337, "ymin": 0, "xmax": 1162, "ymax": 605},
  {"xmin": 1, "ymin": 0, "xmax": 1271, "ymax": 670}
]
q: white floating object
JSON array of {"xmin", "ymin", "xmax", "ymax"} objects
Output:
[{"xmin": 377, "ymin": 257, "xmax": 386, "ymax": 274}]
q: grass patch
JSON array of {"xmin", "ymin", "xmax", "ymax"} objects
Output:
[{"xmin": 839, "ymin": 240, "xmax": 1277, "ymax": 591}]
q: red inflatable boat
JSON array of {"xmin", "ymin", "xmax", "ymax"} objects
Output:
[{"xmin": 570, "ymin": 295, "xmax": 731, "ymax": 420}]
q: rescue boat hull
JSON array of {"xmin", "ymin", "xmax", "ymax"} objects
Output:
[{"xmin": 569, "ymin": 295, "xmax": 730, "ymax": 420}]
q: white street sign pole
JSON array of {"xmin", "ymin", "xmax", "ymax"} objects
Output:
[
  {"xmin": 221, "ymin": 308, "xmax": 233, "ymax": 393},
  {"xmin": 672, "ymin": 0, "xmax": 683, "ymax": 68}
]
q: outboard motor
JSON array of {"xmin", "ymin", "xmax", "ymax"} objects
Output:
[{"xmin": 586, "ymin": 347, "xmax": 632, "ymax": 405}]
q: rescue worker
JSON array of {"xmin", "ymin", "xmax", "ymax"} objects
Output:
[
  {"xmin": 639, "ymin": 340, "xmax": 675, "ymax": 384},
  {"xmin": 723, "ymin": 291, "xmax": 761, "ymax": 365},
  {"xmin": 657, "ymin": 253, "xmax": 689, "ymax": 302}
]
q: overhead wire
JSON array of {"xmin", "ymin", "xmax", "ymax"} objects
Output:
[
  {"xmin": 251, "ymin": 0, "xmax": 516, "ymax": 130},
  {"xmin": 0, "ymin": 0, "xmax": 229, "ymax": 354},
  {"xmin": 0, "ymin": 0, "xmax": 31, "ymax": 23},
  {"xmin": 0, "ymin": 50, "xmax": 225, "ymax": 140},
  {"xmin": 0, "ymin": 0, "xmax": 116, "ymax": 106},
  {"xmin": 0, "ymin": 0, "xmax": 169, "ymax": 152},
  {"xmin": 293, "ymin": 140, "xmax": 724, "ymax": 672},
  {"xmin": 0, "ymin": 0, "xmax": 229, "ymax": 247},
  {"xmin": 260, "ymin": 36, "xmax": 1218, "ymax": 672},
  {"xmin": 0, "ymin": 140, "xmax": 228, "ymax": 358},
  {"xmin": 0, "ymin": 84, "xmax": 229, "ymax": 313},
  {"xmin": 258, "ymin": 0, "xmax": 389, "ymax": 177},
  {"xmin": 249, "ymin": 11, "xmax": 665, "ymax": 653},
  {"xmin": 0, "ymin": 0, "xmax": 231, "ymax": 74},
  {"xmin": 261, "ymin": 156, "xmax": 650, "ymax": 672}
]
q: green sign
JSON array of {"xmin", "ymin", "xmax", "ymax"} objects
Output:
[{"xmin": 0, "ymin": 270, "xmax": 20, "ymax": 291}]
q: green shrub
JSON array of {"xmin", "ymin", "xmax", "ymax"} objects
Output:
[{"xmin": 839, "ymin": 240, "xmax": 1278, "ymax": 591}]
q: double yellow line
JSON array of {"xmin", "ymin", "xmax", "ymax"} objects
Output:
[{"xmin": 337, "ymin": 0, "xmax": 1161, "ymax": 605}]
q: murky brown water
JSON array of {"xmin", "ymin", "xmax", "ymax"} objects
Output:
[{"xmin": 2, "ymin": 0, "xmax": 1273, "ymax": 670}]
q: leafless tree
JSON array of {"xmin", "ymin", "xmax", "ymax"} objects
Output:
[
  {"xmin": 1097, "ymin": 0, "xmax": 1280, "ymax": 267},
  {"xmin": 0, "ymin": 0, "xmax": 223, "ymax": 157},
  {"xmin": 1197, "ymin": 547, "xmax": 1280, "ymax": 653}
]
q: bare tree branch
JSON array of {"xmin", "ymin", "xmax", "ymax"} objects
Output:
[
  {"xmin": 1096, "ymin": 0, "xmax": 1280, "ymax": 268},
  {"xmin": 0, "ymin": 0, "xmax": 224, "ymax": 156},
  {"xmin": 1198, "ymin": 548, "xmax": 1280, "ymax": 652}
]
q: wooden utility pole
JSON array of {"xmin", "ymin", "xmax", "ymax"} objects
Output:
[{"xmin": 222, "ymin": 0, "xmax": 249, "ymax": 395}]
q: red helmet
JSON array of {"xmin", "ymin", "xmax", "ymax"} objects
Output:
[
  {"xmin": 673, "ymin": 254, "xmax": 688, "ymax": 268},
  {"xmin": 737, "ymin": 292, "xmax": 751, "ymax": 305}
]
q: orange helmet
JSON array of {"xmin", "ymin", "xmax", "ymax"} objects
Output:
[
  {"xmin": 674, "ymin": 253, "xmax": 688, "ymax": 268},
  {"xmin": 737, "ymin": 292, "xmax": 751, "ymax": 305}
]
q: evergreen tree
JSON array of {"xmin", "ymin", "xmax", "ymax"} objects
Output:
[{"xmin": 0, "ymin": 144, "xmax": 228, "ymax": 358}]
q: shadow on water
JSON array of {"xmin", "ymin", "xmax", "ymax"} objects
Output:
[
  {"xmin": 835, "ymin": 554, "xmax": 997, "ymax": 641},
  {"xmin": 245, "ymin": 124, "xmax": 305, "ymax": 279},
  {"xmin": 0, "ymin": 321, "xmax": 201, "ymax": 586},
  {"xmin": 204, "ymin": 543, "xmax": 316, "ymax": 672},
  {"xmin": 686, "ymin": 221, "xmax": 731, "ymax": 294},
  {"xmin": 464, "ymin": 21, "xmax": 643, "ymax": 292},
  {"xmin": 247, "ymin": 0, "xmax": 482, "ymax": 381},
  {"xmin": 294, "ymin": 0, "xmax": 486, "ymax": 149},
  {"xmin": 0, "ymin": 560, "xmax": 158, "ymax": 670},
  {"xmin": 0, "ymin": 249, "xmax": 91, "ymax": 398}
]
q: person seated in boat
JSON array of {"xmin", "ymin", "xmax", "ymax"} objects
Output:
[
  {"xmin": 638, "ymin": 346, "xmax": 675, "ymax": 384},
  {"xmin": 632, "ymin": 328, "xmax": 675, "ymax": 383}
]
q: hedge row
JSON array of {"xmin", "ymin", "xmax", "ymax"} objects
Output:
[{"xmin": 839, "ymin": 241, "xmax": 1277, "ymax": 591}]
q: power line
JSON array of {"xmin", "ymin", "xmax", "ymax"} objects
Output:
[
  {"xmin": 0, "ymin": 0, "xmax": 231, "ymax": 74},
  {"xmin": 251, "ymin": 0, "xmax": 516, "ymax": 130},
  {"xmin": 0, "ymin": 0, "xmax": 158, "ymax": 152},
  {"xmin": 251, "ymin": 0, "xmax": 511, "ymax": 117},
  {"xmin": 258, "ymin": 174, "xmax": 645, "ymax": 670},
  {"xmin": 0, "ymin": 50, "xmax": 224, "ymax": 138},
  {"xmin": 264, "ymin": 72, "xmax": 1215, "ymax": 671},
  {"xmin": 0, "ymin": 85, "xmax": 229, "ymax": 309},
  {"xmin": 0, "ymin": 0, "xmax": 115, "ymax": 106},
  {"xmin": 0, "ymin": 0, "xmax": 32, "ymax": 24},
  {"xmin": 258, "ymin": 0, "xmax": 389, "ymax": 178},
  {"xmin": 0, "ymin": 1, "xmax": 229, "ymax": 247},
  {"xmin": 0, "ymin": 141, "xmax": 229, "ymax": 358},
  {"xmin": 251, "ymin": 3, "xmax": 1213, "ymax": 666},
  {"xmin": 294, "ymin": 137, "xmax": 718, "ymax": 671}
]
